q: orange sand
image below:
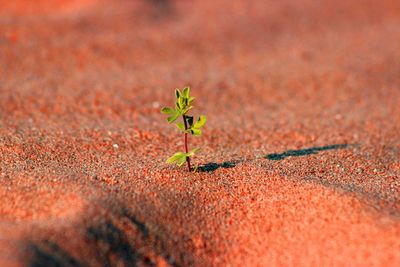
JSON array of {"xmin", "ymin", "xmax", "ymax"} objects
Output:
[{"xmin": 0, "ymin": 0, "xmax": 399, "ymax": 266}]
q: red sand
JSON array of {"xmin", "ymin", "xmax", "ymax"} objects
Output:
[
  {"xmin": 0, "ymin": 0, "xmax": 399, "ymax": 266},
  {"xmin": 0, "ymin": 0, "xmax": 96, "ymax": 16}
]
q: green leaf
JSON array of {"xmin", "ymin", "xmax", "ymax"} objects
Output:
[
  {"xmin": 178, "ymin": 96, "xmax": 185, "ymax": 109},
  {"xmin": 166, "ymin": 152, "xmax": 185, "ymax": 164},
  {"xmin": 183, "ymin": 87, "xmax": 190, "ymax": 98},
  {"xmin": 188, "ymin": 97, "xmax": 195, "ymax": 105},
  {"xmin": 191, "ymin": 128, "xmax": 202, "ymax": 136},
  {"xmin": 176, "ymin": 156, "xmax": 187, "ymax": 166},
  {"xmin": 187, "ymin": 147, "xmax": 200, "ymax": 157},
  {"xmin": 167, "ymin": 112, "xmax": 180, "ymax": 123},
  {"xmin": 161, "ymin": 107, "xmax": 175, "ymax": 114},
  {"xmin": 175, "ymin": 88, "xmax": 181, "ymax": 99},
  {"xmin": 175, "ymin": 122, "xmax": 186, "ymax": 131},
  {"xmin": 194, "ymin": 115, "xmax": 206, "ymax": 128},
  {"xmin": 182, "ymin": 106, "xmax": 193, "ymax": 114}
]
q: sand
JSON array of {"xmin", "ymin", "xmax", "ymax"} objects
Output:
[{"xmin": 0, "ymin": 0, "xmax": 399, "ymax": 266}]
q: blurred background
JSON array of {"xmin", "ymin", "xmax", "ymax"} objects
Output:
[{"xmin": 1, "ymin": 0, "xmax": 399, "ymax": 161}]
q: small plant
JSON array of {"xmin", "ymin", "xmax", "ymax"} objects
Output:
[{"xmin": 161, "ymin": 86, "xmax": 206, "ymax": 172}]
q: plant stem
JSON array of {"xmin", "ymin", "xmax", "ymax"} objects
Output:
[{"xmin": 182, "ymin": 115, "xmax": 192, "ymax": 172}]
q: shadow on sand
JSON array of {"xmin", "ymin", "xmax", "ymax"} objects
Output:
[
  {"xmin": 197, "ymin": 161, "xmax": 240, "ymax": 172},
  {"xmin": 198, "ymin": 144, "xmax": 349, "ymax": 172},
  {"xmin": 265, "ymin": 144, "xmax": 348, "ymax": 160},
  {"xmin": 29, "ymin": 206, "xmax": 179, "ymax": 267},
  {"xmin": 30, "ymin": 241, "xmax": 82, "ymax": 267}
]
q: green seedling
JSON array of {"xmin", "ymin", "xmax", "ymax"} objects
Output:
[{"xmin": 161, "ymin": 86, "xmax": 206, "ymax": 172}]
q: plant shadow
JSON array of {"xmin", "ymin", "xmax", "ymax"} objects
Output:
[
  {"xmin": 265, "ymin": 144, "xmax": 348, "ymax": 160},
  {"xmin": 199, "ymin": 144, "xmax": 349, "ymax": 173},
  {"xmin": 197, "ymin": 161, "xmax": 241, "ymax": 172}
]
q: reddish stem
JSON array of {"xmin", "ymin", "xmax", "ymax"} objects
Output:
[{"xmin": 182, "ymin": 115, "xmax": 192, "ymax": 172}]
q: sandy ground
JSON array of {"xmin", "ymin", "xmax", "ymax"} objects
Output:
[{"xmin": 0, "ymin": 0, "xmax": 399, "ymax": 266}]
